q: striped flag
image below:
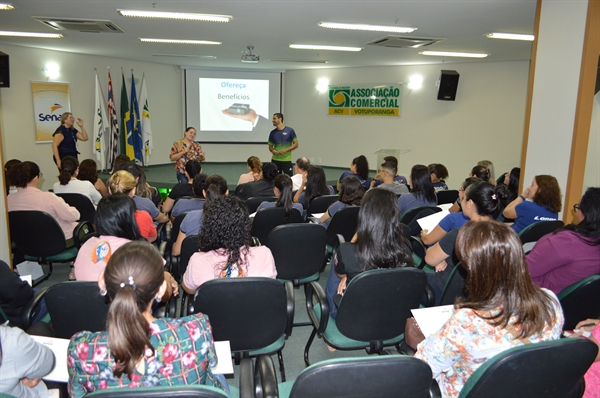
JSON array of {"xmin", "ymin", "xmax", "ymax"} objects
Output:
[
  {"xmin": 130, "ymin": 71, "xmax": 143, "ymax": 164},
  {"xmin": 93, "ymin": 72, "xmax": 108, "ymax": 170},
  {"xmin": 139, "ymin": 73, "xmax": 153, "ymax": 165},
  {"xmin": 107, "ymin": 70, "xmax": 120, "ymax": 168},
  {"xmin": 120, "ymin": 72, "xmax": 132, "ymax": 158}
]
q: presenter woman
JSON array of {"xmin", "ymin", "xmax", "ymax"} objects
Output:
[
  {"xmin": 169, "ymin": 127, "xmax": 205, "ymax": 183},
  {"xmin": 52, "ymin": 112, "xmax": 88, "ymax": 169}
]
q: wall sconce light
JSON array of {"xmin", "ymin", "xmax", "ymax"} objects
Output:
[
  {"xmin": 316, "ymin": 78, "xmax": 329, "ymax": 92},
  {"xmin": 44, "ymin": 62, "xmax": 60, "ymax": 79},
  {"xmin": 407, "ymin": 75, "xmax": 423, "ymax": 90}
]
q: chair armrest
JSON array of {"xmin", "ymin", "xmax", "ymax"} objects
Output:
[
  {"xmin": 164, "ymin": 222, "xmax": 172, "ymax": 242},
  {"xmin": 166, "ymin": 292, "xmax": 178, "ymax": 318},
  {"xmin": 336, "ymin": 234, "xmax": 346, "ymax": 245},
  {"xmin": 254, "ymin": 355, "xmax": 278, "ymax": 398},
  {"xmin": 184, "ymin": 293, "xmax": 195, "ymax": 316},
  {"xmin": 238, "ymin": 357, "xmax": 255, "ymax": 398},
  {"xmin": 429, "ymin": 379, "xmax": 442, "ymax": 398},
  {"xmin": 73, "ymin": 221, "xmax": 95, "ymax": 248},
  {"xmin": 20, "ymin": 286, "xmax": 50, "ymax": 329},
  {"xmin": 424, "ymin": 283, "xmax": 435, "ymax": 307},
  {"xmin": 284, "ymin": 281, "xmax": 295, "ymax": 337},
  {"xmin": 305, "ymin": 281, "xmax": 329, "ymax": 334},
  {"xmin": 409, "ymin": 236, "xmax": 427, "ymax": 269}
]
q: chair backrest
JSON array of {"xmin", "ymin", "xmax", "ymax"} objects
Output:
[
  {"xmin": 170, "ymin": 212, "xmax": 189, "ymax": 244},
  {"xmin": 306, "ymin": 195, "xmax": 339, "ymax": 217},
  {"xmin": 406, "ymin": 207, "xmax": 442, "ymax": 236},
  {"xmin": 399, "ymin": 223, "xmax": 411, "ymax": 240},
  {"xmin": 409, "ymin": 237, "xmax": 427, "ymax": 269},
  {"xmin": 436, "ymin": 190, "xmax": 459, "ymax": 205},
  {"xmin": 86, "ymin": 385, "xmax": 229, "ymax": 398},
  {"xmin": 45, "ymin": 281, "xmax": 110, "ymax": 338},
  {"xmin": 289, "ymin": 356, "xmax": 433, "ymax": 398},
  {"xmin": 251, "ymin": 207, "xmax": 303, "ymax": 245},
  {"xmin": 336, "ymin": 268, "xmax": 426, "ymax": 342},
  {"xmin": 558, "ymin": 274, "xmax": 600, "ymax": 330},
  {"xmin": 439, "ymin": 262, "xmax": 468, "ymax": 306},
  {"xmin": 326, "ymin": 206, "xmax": 360, "ymax": 249},
  {"xmin": 193, "ymin": 278, "xmax": 287, "ymax": 352},
  {"xmin": 55, "ymin": 193, "xmax": 96, "ymax": 223},
  {"xmin": 458, "ymin": 338, "xmax": 598, "ymax": 398},
  {"xmin": 178, "ymin": 234, "xmax": 199, "ymax": 281},
  {"xmin": 400, "ymin": 206, "xmax": 441, "ymax": 225},
  {"xmin": 267, "ymin": 224, "xmax": 327, "ymax": 281},
  {"xmin": 245, "ymin": 196, "xmax": 277, "ymax": 213},
  {"xmin": 9, "ymin": 211, "xmax": 67, "ymax": 257},
  {"xmin": 518, "ymin": 220, "xmax": 564, "ymax": 245}
]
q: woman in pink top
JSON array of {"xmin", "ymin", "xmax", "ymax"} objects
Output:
[
  {"xmin": 237, "ymin": 156, "xmax": 262, "ymax": 186},
  {"xmin": 182, "ymin": 195, "xmax": 276, "ymax": 294},
  {"xmin": 573, "ymin": 319, "xmax": 600, "ymax": 398},
  {"xmin": 7, "ymin": 161, "xmax": 79, "ymax": 240}
]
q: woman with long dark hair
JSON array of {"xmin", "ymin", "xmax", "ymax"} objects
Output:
[
  {"xmin": 162, "ymin": 160, "xmax": 203, "ymax": 213},
  {"xmin": 294, "ymin": 166, "xmax": 334, "ymax": 208},
  {"xmin": 415, "ymin": 221, "xmax": 563, "ymax": 398},
  {"xmin": 503, "ymin": 174, "xmax": 562, "ymax": 233},
  {"xmin": 325, "ymin": 189, "xmax": 413, "ymax": 319},
  {"xmin": 78, "ymin": 159, "xmax": 108, "ymax": 197},
  {"xmin": 503, "ymin": 167, "xmax": 521, "ymax": 203},
  {"xmin": 398, "ymin": 164, "xmax": 437, "ymax": 214},
  {"xmin": 337, "ymin": 155, "xmax": 370, "ymax": 190},
  {"xmin": 68, "ymin": 241, "xmax": 226, "ymax": 397},
  {"xmin": 526, "ymin": 187, "xmax": 600, "ymax": 294},
  {"xmin": 53, "ymin": 156, "xmax": 102, "ymax": 207},
  {"xmin": 182, "ymin": 195, "xmax": 276, "ymax": 293},
  {"xmin": 320, "ymin": 176, "xmax": 364, "ymax": 228},
  {"xmin": 257, "ymin": 174, "xmax": 303, "ymax": 216}
]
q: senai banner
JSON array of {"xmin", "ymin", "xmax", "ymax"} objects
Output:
[
  {"xmin": 328, "ymin": 83, "xmax": 402, "ymax": 116},
  {"xmin": 31, "ymin": 81, "xmax": 71, "ymax": 142}
]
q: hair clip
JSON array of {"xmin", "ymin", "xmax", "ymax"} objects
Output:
[
  {"xmin": 120, "ymin": 276, "xmax": 136, "ymax": 291},
  {"xmin": 491, "ymin": 194, "xmax": 497, "ymax": 200}
]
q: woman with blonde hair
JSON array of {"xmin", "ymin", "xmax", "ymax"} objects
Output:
[{"xmin": 237, "ymin": 156, "xmax": 263, "ymax": 186}]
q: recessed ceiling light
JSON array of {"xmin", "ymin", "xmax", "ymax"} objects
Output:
[
  {"xmin": 269, "ymin": 58, "xmax": 329, "ymax": 64},
  {"xmin": 318, "ymin": 22, "xmax": 416, "ymax": 34},
  {"xmin": 0, "ymin": 30, "xmax": 62, "ymax": 38},
  {"xmin": 419, "ymin": 50, "xmax": 488, "ymax": 58},
  {"xmin": 140, "ymin": 38, "xmax": 221, "ymax": 45},
  {"xmin": 152, "ymin": 54, "xmax": 217, "ymax": 59},
  {"xmin": 118, "ymin": 9, "xmax": 231, "ymax": 22},
  {"xmin": 0, "ymin": 3, "xmax": 14, "ymax": 10},
  {"xmin": 485, "ymin": 32, "xmax": 534, "ymax": 41},
  {"xmin": 289, "ymin": 44, "xmax": 362, "ymax": 52}
]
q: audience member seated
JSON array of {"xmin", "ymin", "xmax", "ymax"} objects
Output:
[
  {"xmin": 0, "ymin": 260, "xmax": 48, "ymax": 328},
  {"xmin": 294, "ymin": 166, "xmax": 335, "ymax": 208},
  {"xmin": 428, "ymin": 163, "xmax": 449, "ymax": 192},
  {"xmin": 398, "ymin": 164, "xmax": 437, "ymax": 214},
  {"xmin": 337, "ymin": 155, "xmax": 370, "ymax": 191},
  {"xmin": 526, "ymin": 187, "xmax": 600, "ymax": 294},
  {"xmin": 502, "ymin": 167, "xmax": 521, "ymax": 203},
  {"xmin": 4, "ymin": 159, "xmax": 21, "ymax": 195},
  {"xmin": 182, "ymin": 195, "xmax": 276, "ymax": 293},
  {"xmin": 421, "ymin": 177, "xmax": 479, "ymax": 246},
  {"xmin": 0, "ymin": 324, "xmax": 56, "ymax": 397},
  {"xmin": 171, "ymin": 173, "xmax": 207, "ymax": 218},
  {"xmin": 368, "ymin": 160, "xmax": 409, "ymax": 195},
  {"xmin": 291, "ymin": 157, "xmax": 310, "ymax": 190},
  {"xmin": 107, "ymin": 171, "xmax": 157, "ymax": 242},
  {"xmin": 68, "ymin": 241, "xmax": 227, "ymax": 397},
  {"xmin": 257, "ymin": 174, "xmax": 304, "ymax": 215},
  {"xmin": 571, "ymin": 318, "xmax": 600, "ymax": 398},
  {"xmin": 235, "ymin": 162, "xmax": 278, "ymax": 200},
  {"xmin": 7, "ymin": 161, "xmax": 80, "ymax": 240},
  {"xmin": 162, "ymin": 160, "xmax": 203, "ymax": 213},
  {"xmin": 53, "ymin": 156, "xmax": 102, "ymax": 207},
  {"xmin": 320, "ymin": 176, "xmax": 364, "ymax": 228},
  {"xmin": 415, "ymin": 221, "xmax": 563, "ymax": 398},
  {"xmin": 173, "ymin": 174, "xmax": 228, "ymax": 256},
  {"xmin": 119, "ymin": 161, "xmax": 163, "ymax": 208},
  {"xmin": 110, "ymin": 154, "xmax": 131, "ymax": 175},
  {"xmin": 470, "ymin": 164, "xmax": 493, "ymax": 185},
  {"xmin": 425, "ymin": 181, "xmax": 509, "ymax": 303},
  {"xmin": 373, "ymin": 155, "xmax": 407, "ymax": 187},
  {"xmin": 503, "ymin": 174, "xmax": 561, "ymax": 233},
  {"xmin": 78, "ymin": 159, "xmax": 108, "ymax": 197},
  {"xmin": 477, "ymin": 159, "xmax": 496, "ymax": 184},
  {"xmin": 325, "ymin": 189, "xmax": 413, "ymax": 321},
  {"xmin": 237, "ymin": 156, "xmax": 262, "ymax": 186},
  {"xmin": 74, "ymin": 194, "xmax": 143, "ymax": 281}
]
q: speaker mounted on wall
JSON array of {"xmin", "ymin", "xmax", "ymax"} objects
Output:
[
  {"xmin": 437, "ymin": 70, "xmax": 459, "ymax": 101},
  {"xmin": 0, "ymin": 51, "xmax": 9, "ymax": 88}
]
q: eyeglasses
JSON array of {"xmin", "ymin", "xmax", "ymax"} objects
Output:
[
  {"xmin": 38, "ymin": 172, "xmax": 43, "ymax": 178},
  {"xmin": 458, "ymin": 187, "xmax": 465, "ymax": 192},
  {"xmin": 573, "ymin": 203, "xmax": 581, "ymax": 212}
]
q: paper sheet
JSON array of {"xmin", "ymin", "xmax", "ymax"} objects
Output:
[
  {"xmin": 437, "ymin": 203, "xmax": 454, "ymax": 212},
  {"xmin": 20, "ymin": 274, "xmax": 33, "ymax": 286},
  {"xmin": 310, "ymin": 212, "xmax": 325, "ymax": 219},
  {"xmin": 417, "ymin": 210, "xmax": 450, "ymax": 232},
  {"xmin": 16, "ymin": 261, "xmax": 44, "ymax": 282},
  {"xmin": 212, "ymin": 341, "xmax": 234, "ymax": 374},
  {"xmin": 411, "ymin": 305, "xmax": 454, "ymax": 338},
  {"xmin": 30, "ymin": 335, "xmax": 70, "ymax": 383}
]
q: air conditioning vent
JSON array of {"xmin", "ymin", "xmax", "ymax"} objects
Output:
[
  {"xmin": 366, "ymin": 36, "xmax": 444, "ymax": 48},
  {"xmin": 33, "ymin": 17, "xmax": 124, "ymax": 33}
]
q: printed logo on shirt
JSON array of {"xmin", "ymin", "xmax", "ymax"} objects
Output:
[
  {"xmin": 91, "ymin": 241, "xmax": 112, "ymax": 264},
  {"xmin": 533, "ymin": 216, "xmax": 557, "ymax": 221}
]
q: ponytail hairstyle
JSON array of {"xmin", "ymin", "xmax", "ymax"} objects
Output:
[
  {"xmin": 428, "ymin": 163, "xmax": 449, "ymax": 181},
  {"xmin": 477, "ymin": 160, "xmax": 495, "ymax": 184},
  {"xmin": 471, "ymin": 165, "xmax": 491, "ymax": 184},
  {"xmin": 4, "ymin": 159, "xmax": 21, "ymax": 194},
  {"xmin": 352, "ymin": 155, "xmax": 369, "ymax": 181},
  {"xmin": 185, "ymin": 160, "xmax": 203, "ymax": 180},
  {"xmin": 191, "ymin": 173, "xmax": 208, "ymax": 197},
  {"xmin": 107, "ymin": 170, "xmax": 136, "ymax": 196},
  {"xmin": 203, "ymin": 174, "xmax": 228, "ymax": 203},
  {"xmin": 465, "ymin": 181, "xmax": 510, "ymax": 219},
  {"xmin": 58, "ymin": 156, "xmax": 79, "ymax": 185},
  {"xmin": 104, "ymin": 241, "xmax": 165, "ymax": 378},
  {"xmin": 247, "ymin": 156, "xmax": 262, "ymax": 175},
  {"xmin": 7, "ymin": 161, "xmax": 40, "ymax": 188},
  {"xmin": 339, "ymin": 176, "xmax": 364, "ymax": 205},
  {"xmin": 273, "ymin": 174, "xmax": 294, "ymax": 217},
  {"xmin": 261, "ymin": 162, "xmax": 279, "ymax": 182},
  {"xmin": 410, "ymin": 164, "xmax": 437, "ymax": 203}
]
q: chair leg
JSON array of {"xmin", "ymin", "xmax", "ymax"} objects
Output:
[
  {"xmin": 277, "ymin": 350, "xmax": 286, "ymax": 382},
  {"xmin": 304, "ymin": 327, "xmax": 317, "ymax": 367},
  {"xmin": 32, "ymin": 262, "xmax": 53, "ymax": 287}
]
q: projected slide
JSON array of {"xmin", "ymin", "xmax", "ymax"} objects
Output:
[{"xmin": 199, "ymin": 78, "xmax": 269, "ymax": 131}]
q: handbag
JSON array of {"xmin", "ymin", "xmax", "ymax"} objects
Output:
[{"xmin": 405, "ymin": 317, "xmax": 426, "ymax": 350}]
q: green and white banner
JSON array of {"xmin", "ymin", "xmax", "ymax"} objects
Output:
[{"xmin": 328, "ymin": 83, "xmax": 402, "ymax": 116}]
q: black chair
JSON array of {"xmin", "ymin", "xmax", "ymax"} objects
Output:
[
  {"xmin": 251, "ymin": 207, "xmax": 303, "ymax": 246},
  {"xmin": 246, "ymin": 196, "xmax": 277, "ymax": 214},
  {"xmin": 56, "ymin": 192, "xmax": 97, "ymax": 224},
  {"xmin": 400, "ymin": 206, "xmax": 441, "ymax": 225},
  {"xmin": 304, "ymin": 267, "xmax": 428, "ymax": 366},
  {"xmin": 436, "ymin": 190, "xmax": 459, "ymax": 205},
  {"xmin": 409, "ymin": 236, "xmax": 428, "ymax": 269},
  {"xmin": 267, "ymin": 224, "xmax": 327, "ymax": 327},
  {"xmin": 518, "ymin": 220, "xmax": 564, "ymax": 252},
  {"xmin": 87, "ymin": 385, "xmax": 230, "ymax": 397},
  {"xmin": 306, "ymin": 194, "xmax": 338, "ymax": 217},
  {"xmin": 325, "ymin": 206, "xmax": 360, "ymax": 252},
  {"xmin": 439, "ymin": 262, "xmax": 468, "ymax": 306},
  {"xmin": 9, "ymin": 211, "xmax": 93, "ymax": 285},
  {"xmin": 255, "ymin": 355, "xmax": 440, "ymax": 398},
  {"xmin": 190, "ymin": 277, "xmax": 294, "ymax": 382},
  {"xmin": 406, "ymin": 207, "xmax": 443, "ymax": 236},
  {"xmin": 163, "ymin": 212, "xmax": 189, "ymax": 278},
  {"xmin": 178, "ymin": 233, "xmax": 199, "ymax": 317},
  {"xmin": 558, "ymin": 274, "xmax": 600, "ymax": 331},
  {"xmin": 399, "ymin": 223, "xmax": 411, "ymax": 240},
  {"xmin": 456, "ymin": 338, "xmax": 597, "ymax": 398}
]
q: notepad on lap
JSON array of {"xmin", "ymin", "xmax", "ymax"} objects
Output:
[
  {"xmin": 411, "ymin": 305, "xmax": 454, "ymax": 338},
  {"xmin": 417, "ymin": 210, "xmax": 450, "ymax": 232},
  {"xmin": 211, "ymin": 341, "xmax": 234, "ymax": 374},
  {"xmin": 30, "ymin": 335, "xmax": 70, "ymax": 383}
]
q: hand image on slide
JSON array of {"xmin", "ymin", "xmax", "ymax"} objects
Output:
[{"xmin": 221, "ymin": 108, "xmax": 257, "ymax": 124}]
